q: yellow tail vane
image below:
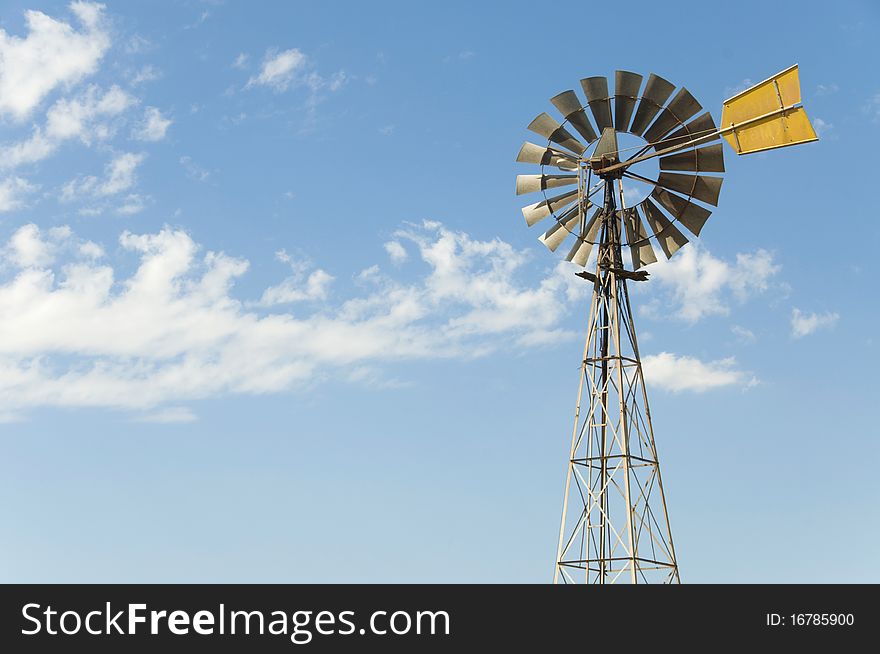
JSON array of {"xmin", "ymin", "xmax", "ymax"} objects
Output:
[{"xmin": 720, "ymin": 64, "xmax": 818, "ymax": 155}]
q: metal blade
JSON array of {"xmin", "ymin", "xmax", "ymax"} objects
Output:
[
  {"xmin": 521, "ymin": 189, "xmax": 579, "ymax": 226},
  {"xmin": 623, "ymin": 206, "xmax": 657, "ymax": 269},
  {"xmin": 528, "ymin": 113, "xmax": 587, "ymax": 155},
  {"xmin": 515, "ymin": 174, "xmax": 579, "ymax": 195},
  {"xmin": 565, "ymin": 208, "xmax": 603, "ymax": 266},
  {"xmin": 516, "ymin": 141, "xmax": 578, "ymax": 170},
  {"xmin": 629, "ymin": 73, "xmax": 675, "ymax": 136},
  {"xmin": 660, "ymin": 112, "xmax": 719, "ymax": 151},
  {"xmin": 641, "ymin": 198, "xmax": 689, "ymax": 258},
  {"xmin": 651, "ymin": 187, "xmax": 712, "ymax": 236},
  {"xmin": 659, "ymin": 143, "xmax": 725, "ymax": 172},
  {"xmin": 580, "ymin": 76, "xmax": 613, "ymax": 131},
  {"xmin": 656, "ymin": 172, "xmax": 722, "ymax": 207},
  {"xmin": 590, "ymin": 127, "xmax": 619, "ymax": 166},
  {"xmin": 643, "ymin": 88, "xmax": 702, "ymax": 144},
  {"xmin": 550, "ymin": 90, "xmax": 598, "ymax": 143},
  {"xmin": 538, "ymin": 205, "xmax": 581, "ymax": 252},
  {"xmin": 614, "ymin": 70, "xmax": 643, "ymax": 132}
]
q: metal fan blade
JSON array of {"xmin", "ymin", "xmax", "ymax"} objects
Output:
[
  {"xmin": 550, "ymin": 90, "xmax": 598, "ymax": 143},
  {"xmin": 640, "ymin": 198, "xmax": 689, "ymax": 258},
  {"xmin": 659, "ymin": 144, "xmax": 725, "ymax": 173},
  {"xmin": 614, "ymin": 71, "xmax": 643, "ymax": 132},
  {"xmin": 565, "ymin": 208, "xmax": 603, "ymax": 266},
  {"xmin": 516, "ymin": 174, "xmax": 578, "ymax": 195},
  {"xmin": 521, "ymin": 189, "xmax": 579, "ymax": 226},
  {"xmin": 623, "ymin": 207, "xmax": 657, "ymax": 269},
  {"xmin": 643, "ymin": 88, "xmax": 702, "ymax": 144},
  {"xmin": 516, "ymin": 141, "xmax": 578, "ymax": 170},
  {"xmin": 651, "ymin": 187, "xmax": 712, "ymax": 236},
  {"xmin": 528, "ymin": 113, "xmax": 587, "ymax": 155},
  {"xmin": 660, "ymin": 112, "xmax": 720, "ymax": 151},
  {"xmin": 591, "ymin": 127, "xmax": 619, "ymax": 166},
  {"xmin": 580, "ymin": 76, "xmax": 613, "ymax": 131},
  {"xmin": 656, "ymin": 172, "xmax": 722, "ymax": 207},
  {"xmin": 538, "ymin": 205, "xmax": 581, "ymax": 252},
  {"xmin": 629, "ymin": 73, "xmax": 675, "ymax": 136}
]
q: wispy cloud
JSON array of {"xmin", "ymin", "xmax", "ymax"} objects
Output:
[
  {"xmin": 865, "ymin": 93, "xmax": 880, "ymax": 123},
  {"xmin": 641, "ymin": 245, "xmax": 781, "ymax": 323},
  {"xmin": 812, "ymin": 117, "xmax": 832, "ymax": 137},
  {"xmin": 132, "ymin": 107, "xmax": 171, "ymax": 142},
  {"xmin": 130, "ymin": 64, "xmax": 161, "ymax": 86},
  {"xmin": 442, "ymin": 50, "xmax": 475, "ymax": 63},
  {"xmin": 246, "ymin": 48, "xmax": 308, "ymax": 92},
  {"xmin": 791, "ymin": 308, "xmax": 839, "ymax": 338},
  {"xmin": 731, "ymin": 324, "xmax": 757, "ymax": 345},
  {"xmin": 815, "ymin": 83, "xmax": 839, "ymax": 96},
  {"xmin": 179, "ymin": 155, "xmax": 211, "ymax": 182},
  {"xmin": 384, "ymin": 240, "xmax": 407, "ymax": 263},
  {"xmin": 255, "ymin": 250, "xmax": 334, "ymax": 307},
  {"xmin": 0, "ymin": 177, "xmax": 38, "ymax": 212},
  {"xmin": 61, "ymin": 152, "xmax": 146, "ymax": 201},
  {"xmin": 642, "ymin": 352, "xmax": 755, "ymax": 392},
  {"xmin": 725, "ymin": 78, "xmax": 752, "ymax": 97},
  {"xmin": 133, "ymin": 407, "xmax": 198, "ymax": 423},
  {"xmin": 243, "ymin": 47, "xmax": 347, "ymax": 131}
]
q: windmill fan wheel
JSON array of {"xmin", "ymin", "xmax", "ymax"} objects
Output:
[{"xmin": 515, "ymin": 71, "xmax": 725, "ymax": 270}]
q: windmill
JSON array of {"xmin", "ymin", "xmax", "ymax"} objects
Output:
[{"xmin": 515, "ymin": 65, "xmax": 817, "ymax": 584}]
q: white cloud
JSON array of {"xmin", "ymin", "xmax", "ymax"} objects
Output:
[
  {"xmin": 133, "ymin": 407, "xmax": 197, "ymax": 423},
  {"xmin": 124, "ymin": 34, "xmax": 152, "ymax": 55},
  {"xmin": 791, "ymin": 308, "xmax": 839, "ymax": 338},
  {"xmin": 0, "ymin": 177, "xmax": 38, "ymax": 212},
  {"xmin": 384, "ymin": 240, "xmax": 407, "ymax": 263},
  {"xmin": 442, "ymin": 50, "xmax": 475, "ymax": 63},
  {"xmin": 0, "ymin": 221, "xmax": 587, "ymax": 418},
  {"xmin": 45, "ymin": 85, "xmax": 132, "ymax": 141},
  {"xmin": 116, "ymin": 194, "xmax": 147, "ymax": 215},
  {"xmin": 867, "ymin": 93, "xmax": 880, "ymax": 123},
  {"xmin": 180, "ymin": 155, "xmax": 211, "ymax": 182},
  {"xmin": 232, "ymin": 53, "xmax": 249, "ymax": 69},
  {"xmin": 0, "ymin": 2, "xmax": 110, "ymax": 120},
  {"xmin": 725, "ymin": 78, "xmax": 752, "ymax": 97},
  {"xmin": 812, "ymin": 117, "xmax": 832, "ymax": 137},
  {"xmin": 731, "ymin": 324, "xmax": 756, "ymax": 345},
  {"xmin": 642, "ymin": 352, "xmax": 752, "ymax": 392},
  {"xmin": 244, "ymin": 48, "xmax": 346, "ymax": 127},
  {"xmin": 130, "ymin": 65, "xmax": 161, "ymax": 86},
  {"xmin": 642, "ymin": 245, "xmax": 780, "ymax": 322},
  {"xmin": 62, "ymin": 152, "xmax": 146, "ymax": 201},
  {"xmin": 308, "ymin": 70, "xmax": 346, "ymax": 93},
  {"xmin": 815, "ymin": 83, "xmax": 838, "ymax": 96},
  {"xmin": 257, "ymin": 250, "xmax": 334, "ymax": 306},
  {"xmin": 622, "ymin": 182, "xmax": 646, "ymax": 205},
  {"xmin": 247, "ymin": 48, "xmax": 308, "ymax": 91},
  {"xmin": 132, "ymin": 107, "xmax": 171, "ymax": 142},
  {"xmin": 0, "ymin": 85, "xmax": 134, "ymax": 170},
  {"xmin": 4, "ymin": 223, "xmax": 81, "ymax": 268}
]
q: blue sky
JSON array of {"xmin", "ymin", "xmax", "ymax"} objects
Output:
[{"xmin": 0, "ymin": 0, "xmax": 877, "ymax": 582}]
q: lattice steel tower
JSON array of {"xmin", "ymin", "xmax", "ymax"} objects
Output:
[{"xmin": 513, "ymin": 66, "xmax": 818, "ymax": 583}]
